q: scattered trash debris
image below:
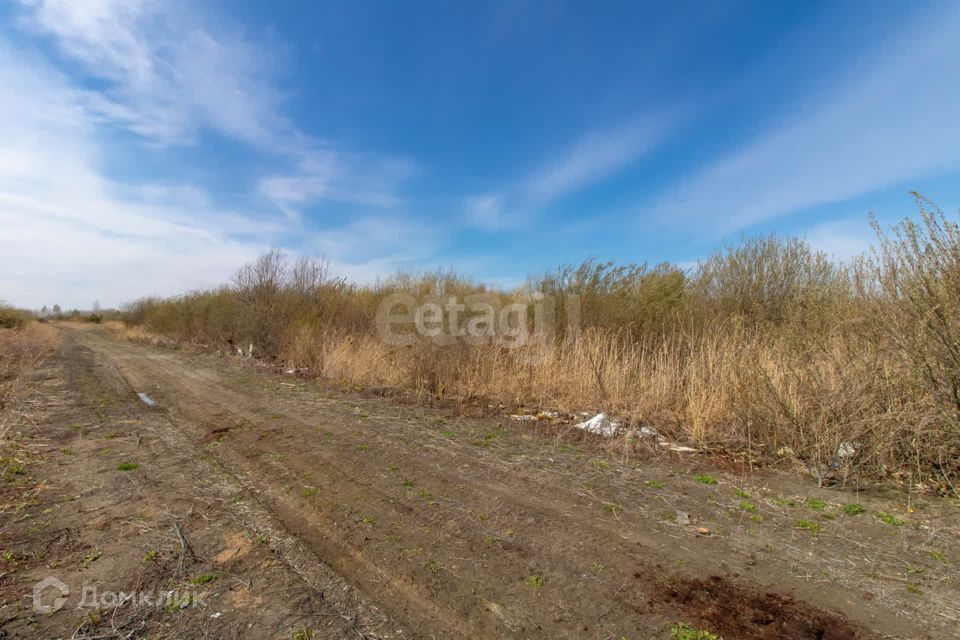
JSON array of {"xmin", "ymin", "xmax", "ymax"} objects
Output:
[
  {"xmin": 629, "ymin": 424, "xmax": 697, "ymax": 452},
  {"xmin": 210, "ymin": 612, "xmax": 223, "ymax": 619},
  {"xmin": 574, "ymin": 413, "xmax": 620, "ymax": 437},
  {"xmin": 835, "ymin": 441, "xmax": 859, "ymax": 461},
  {"xmin": 676, "ymin": 511, "xmax": 692, "ymax": 525},
  {"xmin": 136, "ymin": 392, "xmax": 156, "ymax": 407},
  {"xmin": 508, "ymin": 407, "xmax": 697, "ymax": 450},
  {"xmin": 662, "ymin": 441, "xmax": 698, "ymax": 453},
  {"xmin": 696, "ymin": 527, "xmax": 711, "ymax": 536},
  {"xmin": 510, "ymin": 411, "xmax": 562, "ymax": 422},
  {"xmin": 810, "ymin": 441, "xmax": 863, "ymax": 486}
]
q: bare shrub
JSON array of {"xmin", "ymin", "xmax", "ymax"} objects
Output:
[
  {"xmin": 118, "ymin": 199, "xmax": 960, "ymax": 487},
  {"xmin": 854, "ymin": 194, "xmax": 960, "ymax": 483},
  {"xmin": 535, "ymin": 258, "xmax": 686, "ymax": 337},
  {"xmin": 0, "ymin": 303, "xmax": 31, "ymax": 330},
  {"xmin": 692, "ymin": 234, "xmax": 847, "ymax": 328}
]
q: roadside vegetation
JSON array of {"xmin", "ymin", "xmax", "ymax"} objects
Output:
[
  {"xmin": 0, "ymin": 304, "xmax": 31, "ymax": 331},
  {"xmin": 0, "ymin": 305, "xmax": 59, "ymax": 482},
  {"xmin": 117, "ymin": 196, "xmax": 960, "ymax": 489},
  {"xmin": 1, "ymin": 308, "xmax": 58, "ymax": 427}
]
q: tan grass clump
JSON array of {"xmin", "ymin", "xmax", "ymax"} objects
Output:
[{"xmin": 0, "ymin": 321, "xmax": 59, "ymax": 439}]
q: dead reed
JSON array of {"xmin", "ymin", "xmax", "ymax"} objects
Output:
[{"xmin": 122, "ymin": 197, "xmax": 960, "ymax": 487}]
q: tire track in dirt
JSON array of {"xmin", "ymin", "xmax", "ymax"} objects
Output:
[
  {"xmin": 79, "ymin": 337, "xmax": 687, "ymax": 638},
  {"xmin": 2, "ymin": 333, "xmax": 406, "ymax": 639},
  {"xmin": 72, "ymin": 335, "xmax": 403, "ymax": 638},
  {"xmin": 63, "ymin": 327, "xmax": 916, "ymax": 639}
]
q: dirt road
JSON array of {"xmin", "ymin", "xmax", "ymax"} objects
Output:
[{"xmin": 2, "ymin": 325, "xmax": 958, "ymax": 639}]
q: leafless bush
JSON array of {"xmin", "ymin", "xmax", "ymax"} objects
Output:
[
  {"xmin": 0, "ymin": 302, "xmax": 31, "ymax": 330},
  {"xmin": 120, "ymin": 200, "xmax": 960, "ymax": 486}
]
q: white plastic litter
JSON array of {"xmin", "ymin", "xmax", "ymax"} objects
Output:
[
  {"xmin": 136, "ymin": 392, "xmax": 156, "ymax": 407},
  {"xmin": 657, "ymin": 437, "xmax": 697, "ymax": 453},
  {"xmin": 836, "ymin": 441, "xmax": 859, "ymax": 459},
  {"xmin": 510, "ymin": 411, "xmax": 561, "ymax": 422},
  {"xmin": 828, "ymin": 441, "xmax": 861, "ymax": 471},
  {"xmin": 630, "ymin": 425, "xmax": 698, "ymax": 452},
  {"xmin": 661, "ymin": 441, "xmax": 698, "ymax": 453},
  {"xmin": 574, "ymin": 413, "xmax": 620, "ymax": 437}
]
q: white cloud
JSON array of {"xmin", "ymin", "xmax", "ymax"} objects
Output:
[
  {"xmin": 0, "ymin": 38, "xmax": 268, "ymax": 309},
  {"xmin": 0, "ymin": 44, "xmax": 426, "ymax": 309},
  {"xmin": 16, "ymin": 0, "xmax": 414, "ymax": 212},
  {"xmin": 652, "ymin": 4, "xmax": 960, "ymax": 232},
  {"xmin": 0, "ymin": 1, "xmax": 430, "ymax": 309},
  {"xmin": 308, "ymin": 215, "xmax": 446, "ymax": 265},
  {"xmin": 18, "ymin": 0, "xmax": 283, "ymax": 146},
  {"xmin": 524, "ymin": 115, "xmax": 673, "ymax": 204},
  {"xmin": 803, "ymin": 218, "xmax": 874, "ymax": 262},
  {"xmin": 0, "ymin": 213, "xmax": 259, "ymax": 308},
  {"xmin": 257, "ymin": 151, "xmax": 338, "ymax": 219},
  {"xmin": 463, "ymin": 194, "xmax": 506, "ymax": 230},
  {"xmin": 461, "ymin": 114, "xmax": 677, "ymax": 230},
  {"xmin": 258, "ymin": 150, "xmax": 417, "ymax": 220}
]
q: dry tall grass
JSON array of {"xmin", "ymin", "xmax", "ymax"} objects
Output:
[
  {"xmin": 123, "ymin": 198, "xmax": 960, "ymax": 488},
  {"xmin": 0, "ymin": 321, "xmax": 59, "ymax": 440}
]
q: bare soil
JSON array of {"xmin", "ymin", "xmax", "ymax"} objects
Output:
[{"xmin": 2, "ymin": 325, "xmax": 958, "ymax": 639}]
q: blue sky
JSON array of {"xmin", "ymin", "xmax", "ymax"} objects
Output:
[{"xmin": 2, "ymin": 0, "xmax": 959, "ymax": 309}]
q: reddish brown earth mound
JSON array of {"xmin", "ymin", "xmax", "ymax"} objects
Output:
[{"xmin": 656, "ymin": 574, "xmax": 862, "ymax": 640}]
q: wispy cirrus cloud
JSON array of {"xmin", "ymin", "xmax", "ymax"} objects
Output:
[
  {"xmin": 0, "ymin": 2, "xmax": 430, "ymax": 308},
  {"xmin": 16, "ymin": 0, "xmax": 415, "ymax": 212},
  {"xmin": 462, "ymin": 194, "xmax": 506, "ymax": 231},
  {"xmin": 523, "ymin": 115, "xmax": 674, "ymax": 205},
  {"xmin": 0, "ymin": 36, "xmax": 271, "ymax": 308},
  {"xmin": 0, "ymin": 41, "xmax": 429, "ymax": 308},
  {"xmin": 258, "ymin": 150, "xmax": 418, "ymax": 220},
  {"xmin": 17, "ymin": 0, "xmax": 284, "ymax": 147},
  {"xmin": 308, "ymin": 215, "xmax": 448, "ymax": 267},
  {"xmin": 651, "ymin": 4, "xmax": 960, "ymax": 232},
  {"xmin": 462, "ymin": 114, "xmax": 676, "ymax": 230}
]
